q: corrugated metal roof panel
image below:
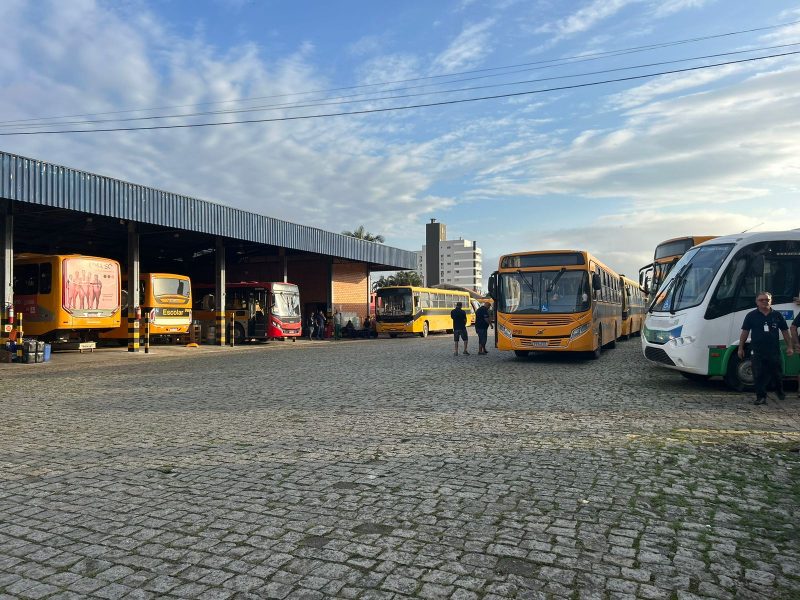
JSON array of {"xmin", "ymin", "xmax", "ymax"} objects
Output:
[{"xmin": 0, "ymin": 150, "xmax": 416, "ymax": 269}]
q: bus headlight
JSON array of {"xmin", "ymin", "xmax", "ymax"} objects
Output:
[
  {"xmin": 570, "ymin": 323, "xmax": 591, "ymax": 340},
  {"xmin": 498, "ymin": 323, "xmax": 513, "ymax": 338},
  {"xmin": 643, "ymin": 325, "xmax": 683, "ymax": 345},
  {"xmin": 406, "ymin": 320, "xmax": 414, "ymax": 326}
]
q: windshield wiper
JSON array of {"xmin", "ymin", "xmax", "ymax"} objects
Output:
[
  {"xmin": 668, "ymin": 263, "xmax": 692, "ymax": 315},
  {"xmin": 546, "ymin": 268, "xmax": 567, "ymax": 293},
  {"xmin": 516, "ymin": 269, "xmax": 538, "ymax": 297}
]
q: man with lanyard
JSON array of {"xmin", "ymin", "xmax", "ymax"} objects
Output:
[
  {"xmin": 450, "ymin": 301, "xmax": 470, "ymax": 356},
  {"xmin": 738, "ymin": 291, "xmax": 794, "ymax": 405}
]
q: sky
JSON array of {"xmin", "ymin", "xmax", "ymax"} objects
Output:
[{"xmin": 1, "ymin": 0, "xmax": 799, "ymax": 288}]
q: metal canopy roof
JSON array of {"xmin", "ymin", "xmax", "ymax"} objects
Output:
[{"xmin": 0, "ymin": 150, "xmax": 416, "ymax": 271}]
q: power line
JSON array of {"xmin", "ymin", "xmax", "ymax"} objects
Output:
[
  {"xmin": 1, "ymin": 18, "xmax": 798, "ymax": 127},
  {"xmin": 1, "ymin": 50, "xmax": 797, "ymax": 136},
  {"xmin": 3, "ymin": 42, "xmax": 796, "ymax": 130}
]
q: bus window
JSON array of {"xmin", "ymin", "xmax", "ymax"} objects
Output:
[
  {"xmin": 39, "ymin": 263, "xmax": 52, "ymax": 294},
  {"xmin": 15, "ymin": 264, "xmax": 39, "ymax": 294}
]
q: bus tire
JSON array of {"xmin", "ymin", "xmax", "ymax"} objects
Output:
[
  {"xmin": 389, "ymin": 333, "xmax": 398, "ymax": 338},
  {"xmin": 514, "ymin": 350, "xmax": 529, "ymax": 358},
  {"xmin": 604, "ymin": 325, "xmax": 617, "ymax": 349},
  {"xmin": 589, "ymin": 329, "xmax": 602, "ymax": 360},
  {"xmin": 725, "ymin": 352, "xmax": 754, "ymax": 392},
  {"xmin": 233, "ymin": 322, "xmax": 246, "ymax": 345},
  {"xmin": 420, "ymin": 322, "xmax": 429, "ymax": 338}
]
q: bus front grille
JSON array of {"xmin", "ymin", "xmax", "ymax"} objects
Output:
[
  {"xmin": 644, "ymin": 346, "xmax": 675, "ymax": 366},
  {"xmin": 508, "ymin": 316, "xmax": 573, "ymax": 327}
]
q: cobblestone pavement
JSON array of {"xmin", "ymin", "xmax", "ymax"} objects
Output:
[{"xmin": 1, "ymin": 334, "xmax": 799, "ymax": 599}]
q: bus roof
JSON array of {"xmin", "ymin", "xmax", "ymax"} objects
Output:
[{"xmin": 689, "ymin": 230, "xmax": 800, "ymax": 247}]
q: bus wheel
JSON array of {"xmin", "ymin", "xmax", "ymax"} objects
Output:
[
  {"xmin": 724, "ymin": 353, "xmax": 754, "ymax": 392},
  {"xmin": 604, "ymin": 325, "xmax": 617, "ymax": 349},
  {"xmin": 420, "ymin": 322, "xmax": 429, "ymax": 338},
  {"xmin": 514, "ymin": 350, "xmax": 529, "ymax": 358},
  {"xmin": 389, "ymin": 333, "xmax": 398, "ymax": 338},
  {"xmin": 233, "ymin": 323, "xmax": 246, "ymax": 345},
  {"xmin": 589, "ymin": 329, "xmax": 602, "ymax": 360}
]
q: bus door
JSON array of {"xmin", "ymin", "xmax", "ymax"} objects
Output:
[{"xmin": 247, "ymin": 290, "xmax": 268, "ymax": 338}]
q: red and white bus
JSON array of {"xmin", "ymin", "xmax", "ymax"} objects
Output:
[{"xmin": 194, "ymin": 281, "xmax": 302, "ymax": 342}]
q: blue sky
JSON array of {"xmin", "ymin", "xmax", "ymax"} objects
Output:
[{"xmin": 1, "ymin": 0, "xmax": 799, "ymax": 286}]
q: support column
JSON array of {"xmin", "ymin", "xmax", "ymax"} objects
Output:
[
  {"xmin": 0, "ymin": 201, "xmax": 12, "ymax": 321},
  {"xmin": 280, "ymin": 248, "xmax": 287, "ymax": 283},
  {"xmin": 215, "ymin": 237, "xmax": 226, "ymax": 346},
  {"xmin": 127, "ymin": 222, "xmax": 140, "ymax": 352}
]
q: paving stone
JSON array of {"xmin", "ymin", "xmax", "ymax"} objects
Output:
[{"xmin": 0, "ymin": 339, "xmax": 798, "ymax": 599}]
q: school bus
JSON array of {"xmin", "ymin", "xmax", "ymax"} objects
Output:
[
  {"xmin": 100, "ymin": 273, "xmax": 192, "ymax": 343},
  {"xmin": 488, "ymin": 250, "xmax": 622, "ymax": 358},
  {"xmin": 620, "ymin": 274, "xmax": 646, "ymax": 339},
  {"xmin": 13, "ymin": 253, "xmax": 121, "ymax": 341},
  {"xmin": 639, "ymin": 236, "xmax": 717, "ymax": 296},
  {"xmin": 375, "ymin": 286, "xmax": 475, "ymax": 338},
  {"xmin": 194, "ymin": 281, "xmax": 302, "ymax": 343}
]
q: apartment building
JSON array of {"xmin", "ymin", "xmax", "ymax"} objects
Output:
[{"xmin": 416, "ymin": 219, "xmax": 483, "ymax": 293}]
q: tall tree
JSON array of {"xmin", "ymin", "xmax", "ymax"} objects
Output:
[
  {"xmin": 372, "ymin": 271, "xmax": 422, "ymax": 291},
  {"xmin": 341, "ymin": 225, "xmax": 385, "ymax": 243}
]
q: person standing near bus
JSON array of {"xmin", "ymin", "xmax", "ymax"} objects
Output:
[
  {"xmin": 475, "ymin": 301, "xmax": 492, "ymax": 355},
  {"xmin": 791, "ymin": 311, "xmax": 800, "ymax": 398},
  {"xmin": 451, "ymin": 301, "xmax": 469, "ymax": 356},
  {"xmin": 315, "ymin": 309, "xmax": 326, "ymax": 340},
  {"xmin": 738, "ymin": 291, "xmax": 794, "ymax": 405},
  {"xmin": 333, "ymin": 308, "xmax": 343, "ymax": 340}
]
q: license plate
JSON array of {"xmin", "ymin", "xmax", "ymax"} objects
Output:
[{"xmin": 531, "ymin": 341, "xmax": 547, "ymax": 348}]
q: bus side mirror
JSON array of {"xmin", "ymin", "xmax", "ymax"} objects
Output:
[
  {"xmin": 592, "ymin": 273, "xmax": 602, "ymax": 291},
  {"xmin": 488, "ymin": 272, "xmax": 498, "ymax": 299}
]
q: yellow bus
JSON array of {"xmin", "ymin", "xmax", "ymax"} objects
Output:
[
  {"xmin": 488, "ymin": 250, "xmax": 622, "ymax": 359},
  {"xmin": 375, "ymin": 285, "xmax": 475, "ymax": 338},
  {"xmin": 620, "ymin": 274, "xmax": 646, "ymax": 339},
  {"xmin": 13, "ymin": 253, "xmax": 121, "ymax": 341},
  {"xmin": 100, "ymin": 273, "xmax": 192, "ymax": 343},
  {"xmin": 638, "ymin": 236, "xmax": 717, "ymax": 296}
]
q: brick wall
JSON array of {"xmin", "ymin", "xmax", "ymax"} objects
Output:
[{"xmin": 332, "ymin": 261, "xmax": 368, "ymax": 320}]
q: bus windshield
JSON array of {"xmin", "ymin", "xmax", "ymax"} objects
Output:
[
  {"xmin": 650, "ymin": 244, "xmax": 734, "ymax": 313},
  {"xmin": 272, "ymin": 290, "xmax": 301, "ymax": 317},
  {"xmin": 499, "ymin": 270, "xmax": 590, "ymax": 314},
  {"xmin": 152, "ymin": 276, "xmax": 190, "ymax": 299},
  {"xmin": 377, "ymin": 289, "xmax": 413, "ymax": 317}
]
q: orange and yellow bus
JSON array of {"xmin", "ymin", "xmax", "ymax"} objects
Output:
[
  {"xmin": 375, "ymin": 286, "xmax": 475, "ymax": 338},
  {"xmin": 488, "ymin": 250, "xmax": 622, "ymax": 359},
  {"xmin": 620, "ymin": 275, "xmax": 646, "ymax": 339},
  {"xmin": 100, "ymin": 273, "xmax": 191, "ymax": 343},
  {"xmin": 13, "ymin": 253, "xmax": 121, "ymax": 341},
  {"xmin": 638, "ymin": 236, "xmax": 717, "ymax": 296}
]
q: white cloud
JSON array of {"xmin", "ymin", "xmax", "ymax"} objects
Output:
[
  {"xmin": 537, "ymin": 0, "xmax": 640, "ymax": 40},
  {"xmin": 652, "ymin": 0, "xmax": 715, "ymax": 18},
  {"xmin": 469, "ymin": 63, "xmax": 800, "ymax": 207},
  {"xmin": 431, "ymin": 19, "xmax": 496, "ymax": 74},
  {"xmin": 0, "ymin": 0, "xmax": 459, "ymax": 246}
]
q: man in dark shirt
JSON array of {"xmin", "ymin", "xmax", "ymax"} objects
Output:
[
  {"xmin": 792, "ymin": 310, "xmax": 800, "ymax": 398},
  {"xmin": 738, "ymin": 291, "xmax": 794, "ymax": 404},
  {"xmin": 475, "ymin": 301, "xmax": 492, "ymax": 355},
  {"xmin": 450, "ymin": 301, "xmax": 469, "ymax": 356}
]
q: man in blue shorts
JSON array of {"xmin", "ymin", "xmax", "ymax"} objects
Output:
[{"xmin": 451, "ymin": 301, "xmax": 469, "ymax": 356}]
